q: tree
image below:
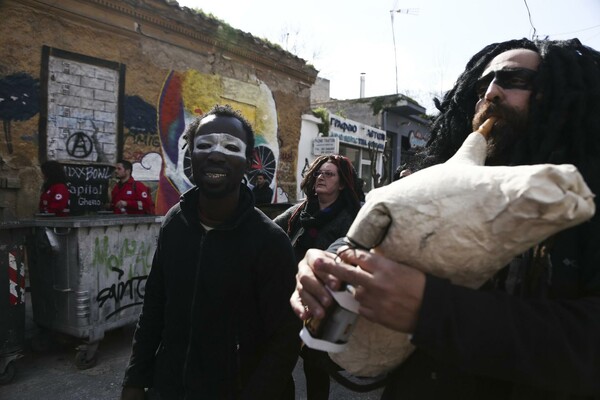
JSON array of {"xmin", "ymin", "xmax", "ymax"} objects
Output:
[
  {"xmin": 0, "ymin": 73, "xmax": 40, "ymax": 154},
  {"xmin": 124, "ymin": 95, "xmax": 157, "ymax": 135},
  {"xmin": 369, "ymin": 140, "xmax": 391, "ymax": 188}
]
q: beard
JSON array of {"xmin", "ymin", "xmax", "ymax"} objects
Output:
[{"xmin": 472, "ymin": 102, "xmax": 530, "ymax": 166}]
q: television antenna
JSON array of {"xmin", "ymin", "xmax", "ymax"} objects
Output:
[{"xmin": 390, "ymin": 8, "xmax": 419, "ymax": 94}]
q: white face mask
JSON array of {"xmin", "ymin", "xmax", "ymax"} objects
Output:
[{"xmin": 193, "ymin": 133, "xmax": 247, "ymax": 160}]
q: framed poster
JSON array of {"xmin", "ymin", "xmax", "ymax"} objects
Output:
[{"xmin": 39, "ymin": 46, "xmax": 125, "ymax": 164}]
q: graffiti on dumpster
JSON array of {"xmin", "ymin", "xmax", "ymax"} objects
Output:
[
  {"xmin": 93, "ymin": 235, "xmax": 154, "ymax": 320},
  {"xmin": 93, "ymin": 235, "xmax": 153, "ymax": 271},
  {"xmin": 96, "ymin": 267, "xmax": 147, "ymax": 320}
]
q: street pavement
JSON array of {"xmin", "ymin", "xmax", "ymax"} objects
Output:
[{"xmin": 0, "ymin": 323, "xmax": 383, "ymax": 400}]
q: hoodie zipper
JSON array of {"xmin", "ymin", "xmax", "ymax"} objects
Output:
[
  {"xmin": 182, "ymin": 232, "xmax": 206, "ymax": 395},
  {"xmin": 235, "ymin": 335, "xmax": 242, "ymax": 396}
]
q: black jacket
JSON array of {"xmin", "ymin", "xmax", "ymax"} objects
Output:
[
  {"xmin": 122, "ymin": 184, "xmax": 301, "ymax": 399},
  {"xmin": 274, "ymin": 197, "xmax": 358, "ymax": 262},
  {"xmin": 381, "ymin": 216, "xmax": 600, "ymax": 400},
  {"xmin": 252, "ymin": 184, "xmax": 273, "ymax": 205}
]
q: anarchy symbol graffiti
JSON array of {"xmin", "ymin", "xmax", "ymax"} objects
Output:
[{"xmin": 66, "ymin": 131, "xmax": 94, "ymax": 158}]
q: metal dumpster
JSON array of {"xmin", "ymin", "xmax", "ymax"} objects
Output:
[
  {"xmin": 0, "ymin": 222, "xmax": 32, "ymax": 384},
  {"xmin": 28, "ymin": 214, "xmax": 161, "ymax": 369}
]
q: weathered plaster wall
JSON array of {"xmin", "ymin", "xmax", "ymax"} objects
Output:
[{"xmin": 0, "ymin": 0, "xmax": 316, "ymax": 218}]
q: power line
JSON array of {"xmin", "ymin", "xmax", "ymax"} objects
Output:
[
  {"xmin": 547, "ymin": 24, "xmax": 600, "ymax": 37},
  {"xmin": 522, "ymin": 0, "xmax": 600, "ymax": 43}
]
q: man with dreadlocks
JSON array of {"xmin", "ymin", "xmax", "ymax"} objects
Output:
[{"xmin": 290, "ymin": 38, "xmax": 600, "ymax": 399}]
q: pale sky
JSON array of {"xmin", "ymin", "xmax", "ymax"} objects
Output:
[{"xmin": 175, "ymin": 0, "xmax": 600, "ymax": 113}]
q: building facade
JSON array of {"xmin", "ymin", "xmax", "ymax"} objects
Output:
[
  {"xmin": 311, "ymin": 78, "xmax": 432, "ymax": 187},
  {"xmin": 297, "ymin": 112, "xmax": 387, "ymax": 200}
]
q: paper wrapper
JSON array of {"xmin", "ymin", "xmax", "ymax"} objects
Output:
[{"xmin": 330, "ymin": 131, "xmax": 596, "ymax": 377}]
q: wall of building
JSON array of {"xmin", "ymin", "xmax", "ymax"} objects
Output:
[
  {"xmin": 296, "ymin": 114, "xmax": 321, "ymax": 200},
  {"xmin": 296, "ymin": 112, "xmax": 386, "ymax": 195},
  {"xmin": 0, "ymin": 0, "xmax": 317, "ymax": 218},
  {"xmin": 310, "ymin": 77, "xmax": 331, "ymax": 104},
  {"xmin": 311, "ymin": 95, "xmax": 432, "ymax": 181},
  {"xmin": 313, "ymin": 99, "xmax": 383, "ymax": 129}
]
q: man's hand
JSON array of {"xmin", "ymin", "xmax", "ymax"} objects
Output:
[
  {"xmin": 120, "ymin": 387, "xmax": 146, "ymax": 400},
  {"xmin": 322, "ymin": 246, "xmax": 426, "ymax": 333},
  {"xmin": 290, "ymin": 249, "xmax": 344, "ymax": 320}
]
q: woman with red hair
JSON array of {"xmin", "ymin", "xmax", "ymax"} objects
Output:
[{"xmin": 274, "ymin": 154, "xmax": 364, "ymax": 400}]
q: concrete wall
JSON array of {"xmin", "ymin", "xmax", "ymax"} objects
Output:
[
  {"xmin": 296, "ymin": 114, "xmax": 321, "ymax": 201},
  {"xmin": 315, "ymin": 99, "xmax": 383, "ymax": 129},
  {"xmin": 310, "ymin": 77, "xmax": 331, "ymax": 104}
]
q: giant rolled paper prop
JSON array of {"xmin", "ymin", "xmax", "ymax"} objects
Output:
[{"xmin": 329, "ymin": 119, "xmax": 596, "ymax": 377}]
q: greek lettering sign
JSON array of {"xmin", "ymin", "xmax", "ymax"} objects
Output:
[
  {"xmin": 63, "ymin": 163, "xmax": 114, "ymax": 214},
  {"xmin": 328, "ymin": 114, "xmax": 386, "ymax": 151},
  {"xmin": 313, "ymin": 137, "xmax": 339, "ymax": 155}
]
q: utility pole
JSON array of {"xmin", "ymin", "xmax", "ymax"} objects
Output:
[{"xmin": 390, "ymin": 8, "xmax": 418, "ymax": 94}]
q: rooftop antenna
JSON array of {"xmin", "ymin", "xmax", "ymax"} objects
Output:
[{"xmin": 390, "ymin": 7, "xmax": 419, "ymax": 94}]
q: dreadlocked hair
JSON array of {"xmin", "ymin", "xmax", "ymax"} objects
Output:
[
  {"xmin": 417, "ymin": 38, "xmax": 600, "ymax": 197},
  {"xmin": 286, "ymin": 155, "xmax": 364, "ymax": 235},
  {"xmin": 41, "ymin": 160, "xmax": 67, "ymax": 192}
]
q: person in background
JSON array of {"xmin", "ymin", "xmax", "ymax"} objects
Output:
[
  {"xmin": 39, "ymin": 160, "xmax": 70, "ymax": 216},
  {"xmin": 391, "ymin": 164, "xmax": 412, "ymax": 181},
  {"xmin": 252, "ymin": 171, "xmax": 273, "ymax": 204},
  {"xmin": 110, "ymin": 159, "xmax": 154, "ymax": 214},
  {"xmin": 121, "ymin": 105, "xmax": 300, "ymax": 399},
  {"xmin": 291, "ymin": 38, "xmax": 600, "ymax": 399},
  {"xmin": 274, "ymin": 154, "xmax": 364, "ymax": 400}
]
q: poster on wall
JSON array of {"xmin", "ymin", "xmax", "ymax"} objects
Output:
[
  {"xmin": 40, "ymin": 46, "xmax": 124, "ymax": 165},
  {"xmin": 62, "ymin": 162, "xmax": 114, "ymax": 215},
  {"xmin": 313, "ymin": 137, "xmax": 339, "ymax": 155}
]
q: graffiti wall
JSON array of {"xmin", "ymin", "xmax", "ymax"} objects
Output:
[
  {"xmin": 123, "ymin": 95, "xmax": 161, "ymax": 184},
  {"xmin": 154, "ymin": 70, "xmax": 283, "ymax": 214},
  {"xmin": 0, "ymin": 72, "xmax": 40, "ymax": 155},
  {"xmin": 35, "ymin": 48, "xmax": 285, "ymax": 214},
  {"xmin": 0, "ymin": 0, "xmax": 317, "ymax": 218},
  {"xmin": 3, "ymin": 55, "xmax": 285, "ymax": 215}
]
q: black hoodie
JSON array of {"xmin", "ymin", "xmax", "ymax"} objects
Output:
[{"xmin": 123, "ymin": 184, "xmax": 301, "ymax": 399}]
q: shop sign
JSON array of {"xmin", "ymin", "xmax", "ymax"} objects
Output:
[
  {"xmin": 313, "ymin": 137, "xmax": 339, "ymax": 155},
  {"xmin": 328, "ymin": 114, "xmax": 386, "ymax": 151}
]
